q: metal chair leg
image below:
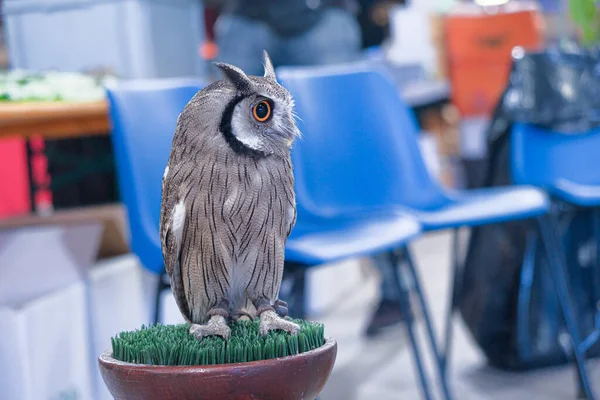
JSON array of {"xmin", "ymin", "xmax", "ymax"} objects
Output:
[
  {"xmin": 593, "ymin": 210, "xmax": 600, "ymax": 308},
  {"xmin": 403, "ymin": 248, "xmax": 454, "ymax": 400},
  {"xmin": 516, "ymin": 230, "xmax": 538, "ymax": 360},
  {"xmin": 442, "ymin": 228, "xmax": 461, "ymax": 374},
  {"xmin": 388, "ymin": 251, "xmax": 433, "ymax": 400},
  {"xmin": 154, "ymin": 271, "xmax": 170, "ymax": 326},
  {"xmin": 538, "ymin": 215, "xmax": 596, "ymax": 400},
  {"xmin": 281, "ymin": 261, "xmax": 308, "ymax": 320}
]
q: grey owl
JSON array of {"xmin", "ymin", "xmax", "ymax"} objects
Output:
[{"xmin": 159, "ymin": 51, "xmax": 300, "ymax": 340}]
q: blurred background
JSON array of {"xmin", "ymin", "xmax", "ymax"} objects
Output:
[{"xmin": 1, "ymin": 0, "xmax": 600, "ymax": 399}]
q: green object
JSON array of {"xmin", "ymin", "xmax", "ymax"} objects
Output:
[
  {"xmin": 111, "ymin": 320, "xmax": 325, "ymax": 366},
  {"xmin": 568, "ymin": 0, "xmax": 600, "ymax": 46},
  {"xmin": 0, "ymin": 70, "xmax": 117, "ymax": 102}
]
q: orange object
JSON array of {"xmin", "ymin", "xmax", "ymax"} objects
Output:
[
  {"xmin": 200, "ymin": 41, "xmax": 219, "ymax": 61},
  {"xmin": 444, "ymin": 7, "xmax": 543, "ymax": 116}
]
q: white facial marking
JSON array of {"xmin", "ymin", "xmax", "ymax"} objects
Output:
[
  {"xmin": 232, "ymin": 117, "xmax": 264, "ymax": 150},
  {"xmin": 172, "ymin": 201, "xmax": 186, "ymax": 244}
]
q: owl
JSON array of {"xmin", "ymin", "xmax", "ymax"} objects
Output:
[{"xmin": 159, "ymin": 51, "xmax": 300, "ymax": 340}]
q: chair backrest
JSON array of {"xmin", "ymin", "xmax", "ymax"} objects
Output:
[
  {"xmin": 277, "ymin": 65, "xmax": 446, "ymax": 217},
  {"xmin": 107, "ymin": 79, "xmax": 205, "ymax": 273},
  {"xmin": 511, "ymin": 122, "xmax": 600, "ymax": 189}
]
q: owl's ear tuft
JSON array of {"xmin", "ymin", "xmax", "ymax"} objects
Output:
[
  {"xmin": 214, "ymin": 62, "xmax": 253, "ymax": 93},
  {"xmin": 262, "ymin": 50, "xmax": 276, "ymax": 80}
]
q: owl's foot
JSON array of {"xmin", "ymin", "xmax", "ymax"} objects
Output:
[
  {"xmin": 189, "ymin": 315, "xmax": 231, "ymax": 341},
  {"xmin": 259, "ymin": 309, "xmax": 300, "ymax": 336}
]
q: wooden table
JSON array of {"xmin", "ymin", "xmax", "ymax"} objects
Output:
[{"xmin": 0, "ymin": 100, "xmax": 110, "ymax": 140}]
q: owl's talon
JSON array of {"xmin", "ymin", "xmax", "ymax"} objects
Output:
[
  {"xmin": 259, "ymin": 310, "xmax": 300, "ymax": 336},
  {"xmin": 189, "ymin": 315, "xmax": 231, "ymax": 341}
]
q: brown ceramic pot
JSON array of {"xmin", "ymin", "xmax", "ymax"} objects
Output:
[{"xmin": 98, "ymin": 337, "xmax": 337, "ymax": 400}]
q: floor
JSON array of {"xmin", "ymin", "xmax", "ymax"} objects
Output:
[{"xmin": 315, "ymin": 231, "xmax": 600, "ymax": 400}]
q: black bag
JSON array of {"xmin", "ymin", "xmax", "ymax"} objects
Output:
[
  {"xmin": 30, "ymin": 136, "xmax": 118, "ymax": 211},
  {"xmin": 459, "ymin": 47, "xmax": 600, "ymax": 370}
]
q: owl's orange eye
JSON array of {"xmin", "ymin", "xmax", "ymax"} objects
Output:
[{"xmin": 252, "ymin": 100, "xmax": 272, "ymax": 122}]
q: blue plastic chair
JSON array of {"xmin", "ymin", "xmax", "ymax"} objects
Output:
[
  {"xmin": 512, "ymin": 122, "xmax": 600, "ymax": 400},
  {"xmin": 106, "ymin": 78, "xmax": 205, "ymax": 324},
  {"xmin": 277, "ymin": 65, "xmax": 556, "ymax": 400},
  {"xmin": 512, "ymin": 123, "xmax": 600, "ymax": 207}
]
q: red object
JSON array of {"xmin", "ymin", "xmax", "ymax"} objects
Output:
[
  {"xmin": 29, "ymin": 135, "xmax": 53, "ymax": 214},
  {"xmin": 99, "ymin": 338, "xmax": 337, "ymax": 400},
  {"xmin": 0, "ymin": 138, "xmax": 31, "ymax": 219},
  {"xmin": 204, "ymin": 8, "xmax": 219, "ymax": 42},
  {"xmin": 445, "ymin": 8, "xmax": 543, "ymax": 116}
]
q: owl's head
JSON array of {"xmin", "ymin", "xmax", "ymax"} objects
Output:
[{"xmin": 214, "ymin": 51, "xmax": 300, "ymax": 157}]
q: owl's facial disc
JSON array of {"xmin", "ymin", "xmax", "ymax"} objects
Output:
[
  {"xmin": 215, "ymin": 56, "xmax": 299, "ymax": 156},
  {"xmin": 227, "ymin": 91, "xmax": 298, "ymax": 155},
  {"xmin": 230, "ymin": 97, "xmax": 268, "ymax": 151}
]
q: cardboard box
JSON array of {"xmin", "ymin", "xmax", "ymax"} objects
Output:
[
  {"xmin": 0, "ymin": 281, "xmax": 93, "ymax": 400},
  {"xmin": 0, "ymin": 204, "xmax": 129, "ymax": 260},
  {"xmin": 88, "ymin": 254, "xmax": 148, "ymax": 400},
  {"xmin": 0, "ymin": 204, "xmax": 132, "ymax": 400},
  {"xmin": 0, "ymin": 223, "xmax": 102, "ymax": 400}
]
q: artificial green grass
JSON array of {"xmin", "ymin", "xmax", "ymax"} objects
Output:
[{"xmin": 111, "ymin": 319, "xmax": 325, "ymax": 366}]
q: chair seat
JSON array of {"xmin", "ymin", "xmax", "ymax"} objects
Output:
[
  {"xmin": 551, "ymin": 179, "xmax": 600, "ymax": 207},
  {"xmin": 285, "ymin": 211, "xmax": 421, "ymax": 266},
  {"xmin": 416, "ymin": 186, "xmax": 550, "ymax": 230}
]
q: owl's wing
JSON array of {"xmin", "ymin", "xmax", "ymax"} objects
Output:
[
  {"xmin": 284, "ymin": 164, "xmax": 297, "ymax": 239},
  {"xmin": 159, "ymin": 162, "xmax": 192, "ymax": 322},
  {"xmin": 286, "ymin": 201, "xmax": 297, "ymax": 238}
]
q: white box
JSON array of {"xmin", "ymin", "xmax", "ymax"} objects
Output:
[
  {"xmin": 0, "ymin": 223, "xmax": 102, "ymax": 400},
  {"xmin": 0, "ymin": 224, "xmax": 101, "ymax": 305},
  {"xmin": 88, "ymin": 254, "xmax": 148, "ymax": 400},
  {"xmin": 3, "ymin": 0, "xmax": 203, "ymax": 79},
  {"xmin": 0, "ymin": 281, "xmax": 93, "ymax": 400}
]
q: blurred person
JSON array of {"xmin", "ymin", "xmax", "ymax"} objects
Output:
[
  {"xmin": 0, "ymin": 11, "xmax": 7, "ymax": 69},
  {"xmin": 356, "ymin": 0, "xmax": 404, "ymax": 50},
  {"xmin": 365, "ymin": 250, "xmax": 413, "ymax": 337},
  {"xmin": 204, "ymin": 0, "xmax": 361, "ymax": 75}
]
